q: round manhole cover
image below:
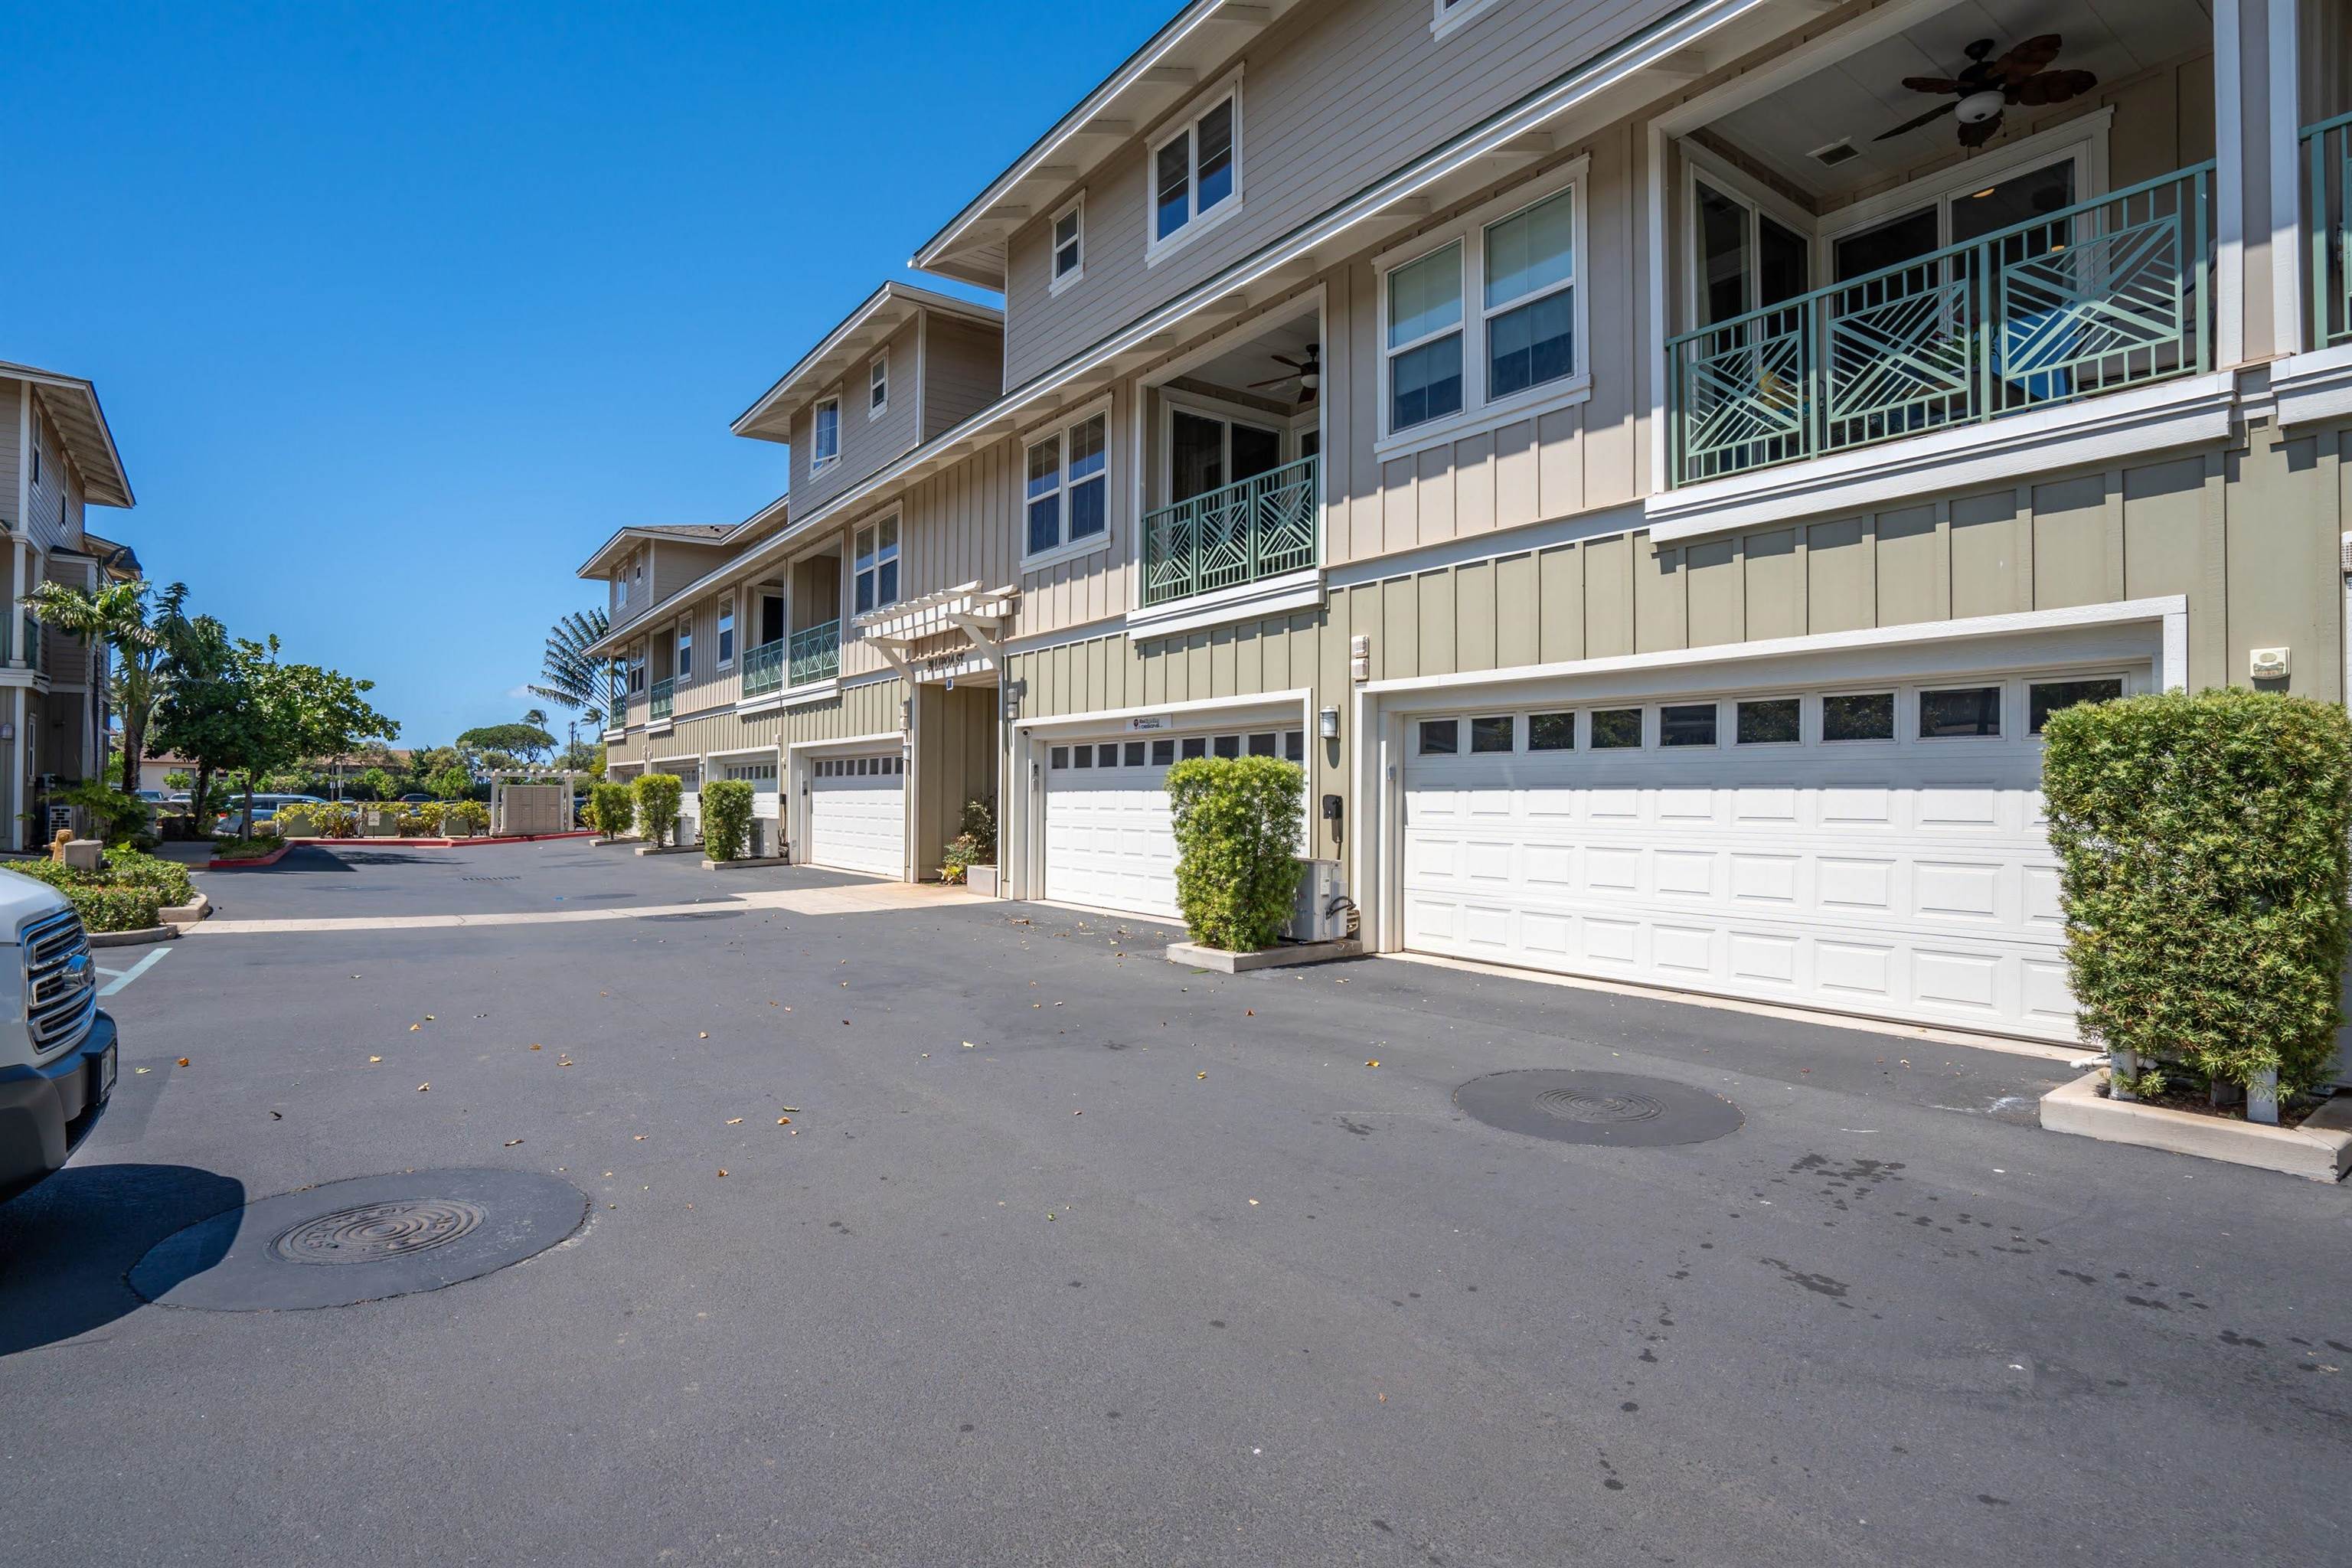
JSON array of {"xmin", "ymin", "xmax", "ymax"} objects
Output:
[
  {"xmin": 129, "ymin": 1169, "xmax": 586, "ymax": 1312},
  {"xmin": 1454, "ymin": 1070, "xmax": 1742, "ymax": 1147}
]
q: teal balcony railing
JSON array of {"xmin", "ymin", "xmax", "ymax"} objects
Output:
[
  {"xmin": 2305, "ymin": 113, "xmax": 2352, "ymax": 349},
  {"xmin": 1667, "ymin": 163, "xmax": 2213, "ymax": 488},
  {"xmin": 649, "ymin": 676, "xmax": 675, "ymax": 722},
  {"xmin": 1142, "ymin": 453, "xmax": 1319, "ymax": 608},
  {"xmin": 741, "ymin": 636, "xmax": 786, "ymax": 698},
  {"xmin": 788, "ymin": 619, "xmax": 840, "ymax": 686}
]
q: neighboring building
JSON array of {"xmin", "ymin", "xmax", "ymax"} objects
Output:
[
  {"xmin": 576, "ymin": 0, "xmax": 2352, "ymax": 1047},
  {"xmin": 1, "ymin": 361, "xmax": 136, "ymax": 848}
]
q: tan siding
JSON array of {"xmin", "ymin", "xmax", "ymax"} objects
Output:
[
  {"xmin": 922, "ymin": 317, "xmax": 1004, "ymax": 440},
  {"xmin": 793, "ymin": 317, "xmax": 926, "ymax": 516}
]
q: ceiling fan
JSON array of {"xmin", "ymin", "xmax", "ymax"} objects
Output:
[
  {"xmin": 1875, "ymin": 34, "xmax": 2096, "ymax": 150},
  {"xmin": 1250, "ymin": 343, "xmax": 1320, "ymax": 407}
]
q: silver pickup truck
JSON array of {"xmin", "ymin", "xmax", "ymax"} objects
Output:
[{"xmin": 0, "ymin": 884, "xmax": 119, "ymax": 1202}]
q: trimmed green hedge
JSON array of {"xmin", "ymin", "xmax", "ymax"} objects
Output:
[
  {"xmin": 1165, "ymin": 756, "xmax": 1305, "ymax": 952},
  {"xmin": 2042, "ymin": 688, "xmax": 2352, "ymax": 1097},
  {"xmin": 635, "ymin": 773, "xmax": 683, "ymax": 846},
  {"xmin": 588, "ymin": 781, "xmax": 635, "ymax": 838},
  {"xmin": 5, "ymin": 846, "xmax": 195, "ymax": 932},
  {"xmin": 701, "ymin": 779, "xmax": 755, "ymax": 860}
]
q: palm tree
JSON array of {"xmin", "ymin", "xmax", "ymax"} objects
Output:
[
  {"xmin": 530, "ymin": 608, "xmax": 610, "ymax": 730},
  {"xmin": 27, "ymin": 579, "xmax": 190, "ymax": 786},
  {"xmin": 522, "ymin": 706, "xmax": 548, "ymax": 729}
]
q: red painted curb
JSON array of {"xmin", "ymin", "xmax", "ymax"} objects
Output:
[{"xmin": 282, "ymin": 831, "xmax": 602, "ymax": 849}]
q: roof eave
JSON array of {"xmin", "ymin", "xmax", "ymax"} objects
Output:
[{"xmin": 730, "ymin": 283, "xmax": 1004, "ymax": 443}]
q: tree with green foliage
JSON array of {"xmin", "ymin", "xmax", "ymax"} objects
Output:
[
  {"xmin": 355, "ymin": 766, "xmax": 398, "ymax": 801},
  {"xmin": 701, "ymin": 779, "xmax": 755, "ymax": 860},
  {"xmin": 634, "ymin": 773, "xmax": 682, "ymax": 847},
  {"xmin": 27, "ymin": 578, "xmax": 191, "ymax": 782},
  {"xmin": 456, "ymin": 723, "xmax": 556, "ymax": 765},
  {"xmin": 588, "ymin": 780, "xmax": 635, "ymax": 841},
  {"xmin": 530, "ymin": 608, "xmax": 612, "ymax": 731},
  {"xmin": 1165, "ymin": 757, "xmax": 1305, "ymax": 952},
  {"xmin": 429, "ymin": 764, "xmax": 474, "ymax": 801}
]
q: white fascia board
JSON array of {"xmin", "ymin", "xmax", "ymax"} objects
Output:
[
  {"xmin": 1013, "ymin": 686, "xmax": 1314, "ymax": 734},
  {"xmin": 2272, "ymin": 344, "xmax": 2352, "ymax": 426},
  {"xmin": 1645, "ymin": 376, "xmax": 2237, "ymax": 544}
]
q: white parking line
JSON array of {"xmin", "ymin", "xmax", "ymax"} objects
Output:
[
  {"xmin": 188, "ymin": 883, "xmax": 985, "ymax": 936},
  {"xmin": 96, "ymin": 946, "xmax": 173, "ymax": 995}
]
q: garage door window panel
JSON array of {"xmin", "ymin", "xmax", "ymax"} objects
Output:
[
  {"xmin": 1470, "ymin": 715, "xmax": 1515, "ymax": 753},
  {"xmin": 1822, "ymin": 693, "xmax": 1895, "ymax": 742},
  {"xmin": 1736, "ymin": 698, "xmax": 1800, "ymax": 745},
  {"xmin": 1181, "ymin": 737, "xmax": 1206, "ymax": 760},
  {"xmin": 1419, "ymin": 719, "xmax": 1460, "ymax": 756},
  {"xmin": 1660, "ymin": 704, "xmax": 1718, "ymax": 746},
  {"xmin": 1591, "ymin": 708, "xmax": 1642, "ymax": 749},
  {"xmin": 2029, "ymin": 678, "xmax": 2124, "ymax": 733},
  {"xmin": 1920, "ymin": 687, "xmax": 2001, "ymax": 738},
  {"xmin": 1528, "ymin": 711, "xmax": 1573, "ymax": 750},
  {"xmin": 1152, "ymin": 739, "xmax": 1175, "ymax": 765}
]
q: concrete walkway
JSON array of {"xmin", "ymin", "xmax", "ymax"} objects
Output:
[{"xmin": 190, "ymin": 878, "xmax": 987, "ymax": 935}]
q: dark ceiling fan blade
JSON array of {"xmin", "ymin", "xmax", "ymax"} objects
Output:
[
  {"xmin": 1991, "ymin": 34, "xmax": 2063, "ymax": 83},
  {"xmin": 2012, "ymin": 67, "xmax": 2097, "ymax": 107},
  {"xmin": 1900, "ymin": 75, "xmax": 1962, "ymax": 94},
  {"xmin": 1875, "ymin": 100, "xmax": 1957, "ymax": 141},
  {"xmin": 1958, "ymin": 112, "xmax": 2003, "ymax": 149}
]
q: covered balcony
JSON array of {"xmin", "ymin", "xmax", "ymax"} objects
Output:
[
  {"xmin": 1137, "ymin": 303, "xmax": 1322, "ymax": 616},
  {"xmin": 1658, "ymin": 0, "xmax": 2216, "ymax": 490}
]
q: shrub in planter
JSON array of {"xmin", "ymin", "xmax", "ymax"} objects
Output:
[
  {"xmin": 2042, "ymin": 688, "xmax": 2352, "ymax": 1104},
  {"xmin": 1165, "ymin": 756, "xmax": 1305, "ymax": 952},
  {"xmin": 101, "ymin": 849, "xmax": 195, "ymax": 908},
  {"xmin": 701, "ymin": 779, "xmax": 755, "ymax": 861},
  {"xmin": 5, "ymin": 859, "xmax": 167, "ymax": 932},
  {"xmin": 939, "ymin": 799, "xmax": 997, "ymax": 884},
  {"xmin": 635, "ymin": 773, "xmax": 682, "ymax": 848},
  {"xmin": 440, "ymin": 801, "xmax": 490, "ymax": 836},
  {"xmin": 588, "ymin": 781, "xmax": 635, "ymax": 840}
]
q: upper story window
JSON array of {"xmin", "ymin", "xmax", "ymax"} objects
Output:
[
  {"xmin": 632, "ymin": 557, "xmax": 645, "ymax": 598},
  {"xmin": 28, "ymin": 426, "xmax": 39, "ymax": 488},
  {"xmin": 854, "ymin": 516, "xmax": 900, "ymax": 616},
  {"xmin": 717, "ymin": 596, "xmax": 735, "ymax": 667},
  {"xmin": 1050, "ymin": 196, "xmax": 1085, "ymax": 292},
  {"xmin": 1149, "ymin": 83, "xmax": 1238, "ymax": 258},
  {"xmin": 868, "ymin": 353, "xmax": 888, "ymax": 419},
  {"xmin": 1378, "ymin": 165, "xmax": 1588, "ymax": 448},
  {"xmin": 1024, "ymin": 409, "xmax": 1109, "ymax": 563},
  {"xmin": 811, "ymin": 397, "xmax": 841, "ymax": 472},
  {"xmin": 628, "ymin": 650, "xmax": 648, "ymax": 694},
  {"xmin": 676, "ymin": 621, "xmax": 693, "ymax": 681}
]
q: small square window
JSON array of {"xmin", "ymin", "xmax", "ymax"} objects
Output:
[
  {"xmin": 1821, "ymin": 693, "xmax": 1894, "ymax": 742},
  {"xmin": 1181, "ymin": 737, "xmax": 1207, "ymax": 760},
  {"xmin": 1660, "ymin": 704, "xmax": 1717, "ymax": 746},
  {"xmin": 1151, "ymin": 738, "xmax": 1175, "ymax": 766},
  {"xmin": 1736, "ymin": 698, "xmax": 1800, "ymax": 744},
  {"xmin": 1247, "ymin": 731, "xmax": 1277, "ymax": 756},
  {"xmin": 1590, "ymin": 708, "xmax": 1642, "ymax": 749},
  {"xmin": 2029, "ymin": 678, "xmax": 2124, "ymax": 733},
  {"xmin": 1073, "ymin": 746, "xmax": 1093, "ymax": 769},
  {"xmin": 1920, "ymin": 687, "xmax": 2001, "ymax": 738},
  {"xmin": 1099, "ymin": 744, "xmax": 1120, "ymax": 767},
  {"xmin": 1418, "ymin": 719, "xmax": 1459, "ymax": 756},
  {"xmin": 1284, "ymin": 730, "xmax": 1305, "ymax": 762},
  {"xmin": 1124, "ymin": 741, "xmax": 1146, "ymax": 766},
  {"xmin": 1213, "ymin": 734, "xmax": 1241, "ymax": 759},
  {"xmin": 1050, "ymin": 746, "xmax": 1069, "ymax": 769},
  {"xmin": 1470, "ymin": 715, "xmax": 1514, "ymax": 753},
  {"xmin": 1528, "ymin": 712, "xmax": 1573, "ymax": 751}
]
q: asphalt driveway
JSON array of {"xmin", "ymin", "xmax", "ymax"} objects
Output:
[{"xmin": 2, "ymin": 839, "xmax": 2346, "ymax": 1566}]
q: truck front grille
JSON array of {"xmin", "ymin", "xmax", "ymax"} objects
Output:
[{"xmin": 22, "ymin": 907, "xmax": 96, "ymax": 1055}]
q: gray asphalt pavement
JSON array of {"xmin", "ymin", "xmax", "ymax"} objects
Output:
[{"xmin": 2, "ymin": 839, "xmax": 2347, "ymax": 1566}]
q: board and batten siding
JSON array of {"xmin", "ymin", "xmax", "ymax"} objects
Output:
[
  {"xmin": 913, "ymin": 684, "xmax": 997, "ymax": 874},
  {"xmin": 922, "ymin": 317, "xmax": 1006, "ymax": 441},
  {"xmin": 790, "ymin": 317, "xmax": 925, "ymax": 516},
  {"xmin": 998, "ymin": 0, "xmax": 1690, "ymax": 388}
]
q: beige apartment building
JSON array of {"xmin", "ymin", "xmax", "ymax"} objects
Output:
[
  {"xmin": 582, "ymin": 0, "xmax": 2352, "ymax": 1047},
  {"xmin": 0, "ymin": 361, "xmax": 137, "ymax": 849}
]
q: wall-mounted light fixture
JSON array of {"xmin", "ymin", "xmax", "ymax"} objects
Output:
[{"xmin": 1318, "ymin": 706, "xmax": 1340, "ymax": 740}]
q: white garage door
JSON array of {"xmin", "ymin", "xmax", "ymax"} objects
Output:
[
  {"xmin": 1401, "ymin": 672, "xmax": 2128, "ymax": 1041},
  {"xmin": 808, "ymin": 750, "xmax": 905, "ymax": 877},
  {"xmin": 724, "ymin": 760, "xmax": 781, "ymax": 856},
  {"xmin": 1044, "ymin": 725, "xmax": 1305, "ymax": 920}
]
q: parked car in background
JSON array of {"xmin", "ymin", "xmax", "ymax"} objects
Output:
[{"xmin": 213, "ymin": 793, "xmax": 326, "ymax": 832}]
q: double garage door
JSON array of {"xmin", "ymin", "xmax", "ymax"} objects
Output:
[
  {"xmin": 1044, "ymin": 724, "xmax": 1307, "ymax": 920},
  {"xmin": 807, "ymin": 750, "xmax": 905, "ymax": 878},
  {"xmin": 1401, "ymin": 671, "xmax": 2127, "ymax": 1041}
]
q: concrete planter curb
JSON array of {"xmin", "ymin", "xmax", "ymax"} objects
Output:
[
  {"xmin": 207, "ymin": 844, "xmax": 293, "ymax": 870},
  {"xmin": 633, "ymin": 843, "xmax": 703, "ymax": 858},
  {"xmin": 1167, "ymin": 938, "xmax": 1364, "ymax": 973},
  {"xmin": 2041, "ymin": 1070, "xmax": 2352, "ymax": 1182},
  {"xmin": 88, "ymin": 923, "xmax": 178, "ymax": 948},
  {"xmin": 701, "ymin": 855, "xmax": 790, "ymax": 870},
  {"xmin": 159, "ymin": 890, "xmax": 211, "ymax": 927},
  {"xmin": 966, "ymin": 865, "xmax": 998, "ymax": 897}
]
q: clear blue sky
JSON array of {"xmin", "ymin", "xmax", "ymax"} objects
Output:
[{"xmin": 1, "ymin": 1, "xmax": 1173, "ymax": 746}]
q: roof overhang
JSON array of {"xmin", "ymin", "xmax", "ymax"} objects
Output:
[
  {"xmin": 910, "ymin": 2, "xmax": 1306, "ymax": 289},
  {"xmin": 2, "ymin": 361, "xmax": 133, "ymax": 508},
  {"xmin": 731, "ymin": 283, "xmax": 1004, "ymax": 445},
  {"xmin": 75, "ymin": 531, "xmax": 142, "ymax": 582},
  {"xmin": 574, "ymin": 524, "xmax": 743, "ymax": 580}
]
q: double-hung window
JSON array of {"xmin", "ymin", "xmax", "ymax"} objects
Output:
[
  {"xmin": 675, "ymin": 622, "xmax": 693, "ymax": 681},
  {"xmin": 1380, "ymin": 168, "xmax": 1586, "ymax": 443},
  {"xmin": 717, "ymin": 597, "xmax": 735, "ymax": 667},
  {"xmin": 1150, "ymin": 89, "xmax": 1237, "ymax": 252},
  {"xmin": 854, "ymin": 517, "xmax": 900, "ymax": 616},
  {"xmin": 811, "ymin": 397, "xmax": 841, "ymax": 472},
  {"xmin": 868, "ymin": 354, "xmax": 887, "ymax": 418},
  {"xmin": 1024, "ymin": 411, "xmax": 1108, "ymax": 560},
  {"xmin": 1051, "ymin": 197, "xmax": 1083, "ymax": 289}
]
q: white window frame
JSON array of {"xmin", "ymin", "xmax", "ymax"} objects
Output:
[
  {"xmin": 810, "ymin": 394, "xmax": 842, "ymax": 474},
  {"xmin": 852, "ymin": 513, "xmax": 901, "ymax": 617},
  {"xmin": 868, "ymin": 352, "xmax": 889, "ymax": 420},
  {"xmin": 1432, "ymin": 0, "xmax": 1505, "ymax": 41},
  {"xmin": 1050, "ymin": 193, "xmax": 1086, "ymax": 294},
  {"xmin": 1145, "ymin": 72, "xmax": 1243, "ymax": 266},
  {"xmin": 1020, "ymin": 396, "xmax": 1114, "ymax": 570},
  {"xmin": 1157, "ymin": 385, "xmax": 1291, "ymax": 508},
  {"xmin": 675, "ymin": 620, "xmax": 693, "ymax": 682},
  {"xmin": 1678, "ymin": 142, "xmax": 1819, "ymax": 337},
  {"xmin": 1374, "ymin": 158, "xmax": 1591, "ymax": 456},
  {"xmin": 1815, "ymin": 109, "xmax": 2112, "ymax": 266},
  {"xmin": 717, "ymin": 595, "xmax": 736, "ymax": 669},
  {"xmin": 627, "ymin": 648, "xmax": 647, "ymax": 696}
]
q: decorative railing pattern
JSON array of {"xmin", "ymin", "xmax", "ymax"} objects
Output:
[
  {"xmin": 2305, "ymin": 114, "xmax": 2352, "ymax": 350},
  {"xmin": 1142, "ymin": 453, "xmax": 1319, "ymax": 608},
  {"xmin": 649, "ymin": 676, "xmax": 675, "ymax": 722},
  {"xmin": 741, "ymin": 637, "xmax": 786, "ymax": 698},
  {"xmin": 789, "ymin": 619, "xmax": 840, "ymax": 686},
  {"xmin": 1667, "ymin": 163, "xmax": 2213, "ymax": 488}
]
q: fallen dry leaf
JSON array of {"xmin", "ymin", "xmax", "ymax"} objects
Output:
[
  {"xmin": 417, "ymin": 1083, "xmax": 430, "ymax": 1092},
  {"xmin": 504, "ymin": 1138, "xmax": 524, "ymax": 1148},
  {"xmin": 716, "ymin": 1169, "xmax": 728, "ymax": 1178},
  {"xmin": 1246, "ymin": 1010, "xmax": 1254, "ymax": 1017},
  {"xmin": 424, "ymin": 1014, "xmax": 435, "ymax": 1021},
  {"xmin": 1073, "ymin": 1109, "xmax": 1083, "ymax": 1116},
  {"xmin": 780, "ymin": 1106, "xmax": 801, "ymax": 1113},
  {"xmin": 699, "ymin": 1031, "xmax": 710, "ymax": 1039},
  {"xmin": 1247, "ymin": 1198, "xmax": 1259, "ymax": 1206},
  {"xmin": 134, "ymin": 1067, "xmax": 150, "ymax": 1076},
  {"xmin": 531, "ymin": 1043, "xmax": 541, "ymax": 1050},
  {"xmin": 1366, "ymin": 1060, "xmax": 1380, "ymax": 1068},
  {"xmin": 1197, "ymin": 1072, "xmax": 1208, "ymax": 1080},
  {"xmin": 777, "ymin": 1117, "xmax": 791, "ymax": 1125},
  {"xmin": 369, "ymin": 1055, "xmax": 383, "ymax": 1063},
  {"xmin": 269, "ymin": 1110, "xmax": 283, "ymax": 1120},
  {"xmin": 726, "ymin": 1117, "xmax": 743, "ymax": 1125},
  {"xmin": 410, "ymin": 1024, "xmax": 420, "ymax": 1032},
  {"xmin": 633, "ymin": 1134, "xmax": 648, "ymax": 1141},
  {"xmin": 177, "ymin": 1057, "xmax": 190, "ymax": 1067}
]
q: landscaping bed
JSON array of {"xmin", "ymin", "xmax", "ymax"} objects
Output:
[{"xmin": 5, "ymin": 848, "xmax": 198, "ymax": 933}]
